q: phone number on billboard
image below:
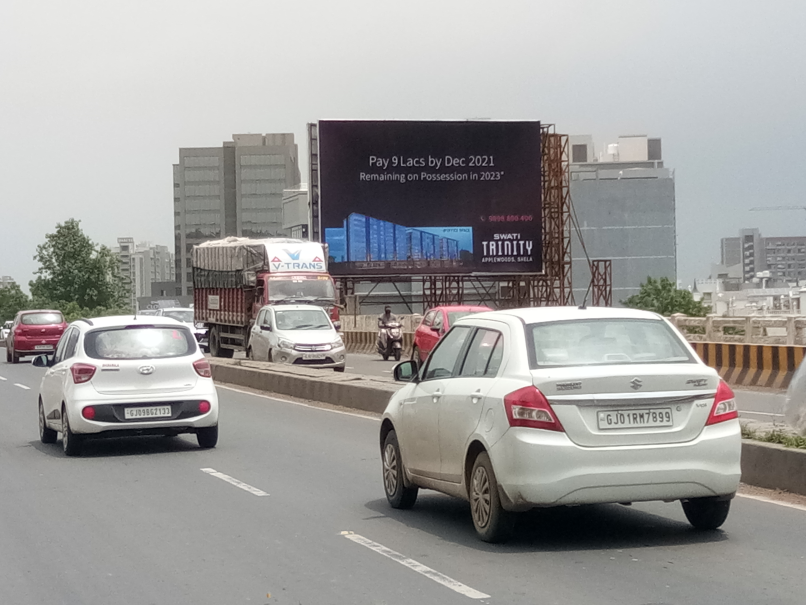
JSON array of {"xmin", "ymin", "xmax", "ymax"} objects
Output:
[{"xmin": 489, "ymin": 215, "xmax": 534, "ymax": 222}]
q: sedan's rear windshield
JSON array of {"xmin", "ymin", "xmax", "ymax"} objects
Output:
[
  {"xmin": 84, "ymin": 326, "xmax": 196, "ymax": 359},
  {"xmin": 21, "ymin": 312, "xmax": 63, "ymax": 325},
  {"xmin": 526, "ymin": 319, "xmax": 694, "ymax": 367}
]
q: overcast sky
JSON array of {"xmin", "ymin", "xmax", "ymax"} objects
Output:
[{"xmin": 2, "ymin": 1, "xmax": 805, "ymax": 293}]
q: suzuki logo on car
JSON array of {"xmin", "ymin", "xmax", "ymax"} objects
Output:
[
  {"xmin": 138, "ymin": 365, "xmax": 155, "ymax": 375},
  {"xmin": 630, "ymin": 378, "xmax": 643, "ymax": 390}
]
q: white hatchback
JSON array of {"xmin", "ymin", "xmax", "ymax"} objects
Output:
[
  {"xmin": 34, "ymin": 315, "xmax": 219, "ymax": 456},
  {"xmin": 247, "ymin": 304, "xmax": 346, "ymax": 372},
  {"xmin": 380, "ymin": 306, "xmax": 741, "ymax": 542}
]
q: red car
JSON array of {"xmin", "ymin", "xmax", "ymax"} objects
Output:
[
  {"xmin": 5, "ymin": 310, "xmax": 67, "ymax": 364},
  {"xmin": 411, "ymin": 305, "xmax": 493, "ymax": 364}
]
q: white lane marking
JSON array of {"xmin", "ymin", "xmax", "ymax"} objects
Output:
[
  {"xmin": 739, "ymin": 410, "xmax": 785, "ymax": 418},
  {"xmin": 217, "ymin": 384, "xmax": 380, "ymax": 422},
  {"xmin": 0, "ymin": 376, "xmax": 7, "ymax": 381},
  {"xmin": 200, "ymin": 468, "xmax": 269, "ymax": 497},
  {"xmin": 13, "ymin": 383, "xmax": 30, "ymax": 390},
  {"xmin": 342, "ymin": 532, "xmax": 490, "ymax": 599},
  {"xmin": 737, "ymin": 493, "xmax": 806, "ymax": 512}
]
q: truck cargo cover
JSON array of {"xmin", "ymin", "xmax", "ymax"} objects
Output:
[{"xmin": 192, "ymin": 237, "xmax": 327, "ymax": 288}]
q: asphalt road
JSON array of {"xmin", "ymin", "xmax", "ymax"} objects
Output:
[{"xmin": 3, "ymin": 358, "xmax": 806, "ymax": 604}]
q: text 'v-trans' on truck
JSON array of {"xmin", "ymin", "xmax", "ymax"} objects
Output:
[{"xmin": 191, "ymin": 237, "xmax": 340, "ymax": 358}]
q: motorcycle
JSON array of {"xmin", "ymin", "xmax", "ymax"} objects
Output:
[{"xmin": 378, "ymin": 321, "xmax": 403, "ymax": 361}]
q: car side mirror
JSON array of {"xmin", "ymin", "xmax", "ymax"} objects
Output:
[
  {"xmin": 393, "ymin": 360, "xmax": 419, "ymax": 383},
  {"xmin": 333, "ymin": 321, "xmax": 341, "ymax": 332},
  {"xmin": 430, "ymin": 326, "xmax": 440, "ymax": 333},
  {"xmin": 261, "ymin": 324, "xmax": 272, "ymax": 332},
  {"xmin": 32, "ymin": 354, "xmax": 53, "ymax": 368}
]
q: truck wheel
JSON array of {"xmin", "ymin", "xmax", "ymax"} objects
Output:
[{"xmin": 209, "ymin": 327, "xmax": 234, "ymax": 359}]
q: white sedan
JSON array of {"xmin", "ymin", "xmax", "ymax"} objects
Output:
[
  {"xmin": 380, "ymin": 306, "xmax": 741, "ymax": 542},
  {"xmin": 34, "ymin": 315, "xmax": 219, "ymax": 456}
]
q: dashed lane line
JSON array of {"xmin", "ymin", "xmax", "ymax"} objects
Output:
[
  {"xmin": 341, "ymin": 532, "xmax": 490, "ymax": 600},
  {"xmin": 200, "ymin": 468, "xmax": 269, "ymax": 497},
  {"xmin": 13, "ymin": 383, "xmax": 30, "ymax": 390}
]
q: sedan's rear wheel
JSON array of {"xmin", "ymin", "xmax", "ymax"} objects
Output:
[
  {"xmin": 197, "ymin": 425, "xmax": 218, "ymax": 449},
  {"xmin": 382, "ymin": 430, "xmax": 418, "ymax": 509},
  {"xmin": 39, "ymin": 399, "xmax": 57, "ymax": 444},
  {"xmin": 61, "ymin": 406, "xmax": 83, "ymax": 457},
  {"xmin": 470, "ymin": 452, "xmax": 515, "ymax": 543},
  {"xmin": 681, "ymin": 497, "xmax": 731, "ymax": 530}
]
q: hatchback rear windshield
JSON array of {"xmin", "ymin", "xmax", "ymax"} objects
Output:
[
  {"xmin": 84, "ymin": 326, "xmax": 196, "ymax": 359},
  {"xmin": 526, "ymin": 319, "xmax": 694, "ymax": 367},
  {"xmin": 21, "ymin": 312, "xmax": 64, "ymax": 325}
]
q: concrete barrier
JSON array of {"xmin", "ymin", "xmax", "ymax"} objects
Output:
[
  {"xmin": 210, "ymin": 359, "xmax": 806, "ymax": 497},
  {"xmin": 690, "ymin": 342, "xmax": 806, "ymax": 390},
  {"xmin": 211, "ymin": 358, "xmax": 398, "ymax": 414},
  {"xmin": 740, "ymin": 440, "xmax": 806, "ymax": 496}
]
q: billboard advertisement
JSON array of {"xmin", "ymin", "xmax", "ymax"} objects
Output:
[{"xmin": 319, "ymin": 120, "xmax": 542, "ymax": 275}]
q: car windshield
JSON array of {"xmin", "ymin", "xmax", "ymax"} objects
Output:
[
  {"xmin": 527, "ymin": 318, "xmax": 694, "ymax": 367},
  {"xmin": 21, "ymin": 312, "xmax": 63, "ymax": 325},
  {"xmin": 274, "ymin": 309, "xmax": 332, "ymax": 331},
  {"xmin": 268, "ymin": 276, "xmax": 335, "ymax": 303},
  {"xmin": 3, "ymin": 321, "xmax": 12, "ymax": 329},
  {"xmin": 162, "ymin": 310, "xmax": 194, "ymax": 323},
  {"xmin": 447, "ymin": 310, "xmax": 483, "ymax": 325},
  {"xmin": 84, "ymin": 326, "xmax": 196, "ymax": 359}
]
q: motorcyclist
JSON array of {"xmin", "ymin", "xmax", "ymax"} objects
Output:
[
  {"xmin": 378, "ymin": 306, "xmax": 398, "ymax": 328},
  {"xmin": 377, "ymin": 306, "xmax": 399, "ymax": 357}
]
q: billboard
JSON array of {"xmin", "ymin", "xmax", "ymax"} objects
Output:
[{"xmin": 318, "ymin": 120, "xmax": 542, "ymax": 275}]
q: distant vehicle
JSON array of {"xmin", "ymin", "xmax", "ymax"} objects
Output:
[
  {"xmin": 5, "ymin": 310, "xmax": 67, "ymax": 364},
  {"xmin": 1, "ymin": 320, "xmax": 12, "ymax": 343},
  {"xmin": 33, "ymin": 315, "xmax": 219, "ymax": 456},
  {"xmin": 192, "ymin": 237, "xmax": 339, "ymax": 358},
  {"xmin": 381, "ymin": 306, "xmax": 741, "ymax": 543},
  {"xmin": 156, "ymin": 307, "xmax": 208, "ymax": 352},
  {"xmin": 378, "ymin": 321, "xmax": 404, "ymax": 361},
  {"xmin": 412, "ymin": 305, "xmax": 492, "ymax": 365},
  {"xmin": 138, "ymin": 309, "xmax": 159, "ymax": 316},
  {"xmin": 248, "ymin": 304, "xmax": 346, "ymax": 372}
]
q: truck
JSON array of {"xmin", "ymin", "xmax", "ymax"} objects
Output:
[{"xmin": 192, "ymin": 237, "xmax": 339, "ymax": 358}]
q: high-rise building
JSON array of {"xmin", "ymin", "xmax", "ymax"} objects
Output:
[
  {"xmin": 173, "ymin": 133, "xmax": 301, "ymax": 295},
  {"xmin": 568, "ymin": 134, "xmax": 676, "ymax": 303},
  {"xmin": 719, "ymin": 229, "xmax": 806, "ymax": 284},
  {"xmin": 114, "ymin": 238, "xmax": 176, "ymax": 309}
]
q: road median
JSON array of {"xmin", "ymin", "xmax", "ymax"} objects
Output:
[{"xmin": 210, "ymin": 359, "xmax": 806, "ymax": 498}]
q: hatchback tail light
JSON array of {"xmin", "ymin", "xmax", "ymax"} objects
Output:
[
  {"xmin": 504, "ymin": 386, "xmax": 565, "ymax": 432},
  {"xmin": 705, "ymin": 380, "xmax": 738, "ymax": 425},
  {"xmin": 82, "ymin": 406, "xmax": 96, "ymax": 420},
  {"xmin": 71, "ymin": 363, "xmax": 96, "ymax": 384},
  {"xmin": 198, "ymin": 401, "xmax": 211, "ymax": 414},
  {"xmin": 193, "ymin": 359, "xmax": 212, "ymax": 378}
]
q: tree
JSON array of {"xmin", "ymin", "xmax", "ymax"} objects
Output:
[
  {"xmin": 30, "ymin": 219, "xmax": 129, "ymax": 314},
  {"xmin": 0, "ymin": 283, "xmax": 31, "ymax": 322},
  {"xmin": 622, "ymin": 276, "xmax": 710, "ymax": 317}
]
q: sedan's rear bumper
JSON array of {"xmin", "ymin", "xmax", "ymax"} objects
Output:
[{"xmin": 489, "ymin": 420, "xmax": 742, "ymax": 510}]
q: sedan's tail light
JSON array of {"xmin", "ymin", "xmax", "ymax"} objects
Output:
[
  {"xmin": 193, "ymin": 359, "xmax": 212, "ymax": 378},
  {"xmin": 504, "ymin": 386, "xmax": 565, "ymax": 432},
  {"xmin": 705, "ymin": 380, "xmax": 738, "ymax": 425},
  {"xmin": 71, "ymin": 363, "xmax": 96, "ymax": 384}
]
